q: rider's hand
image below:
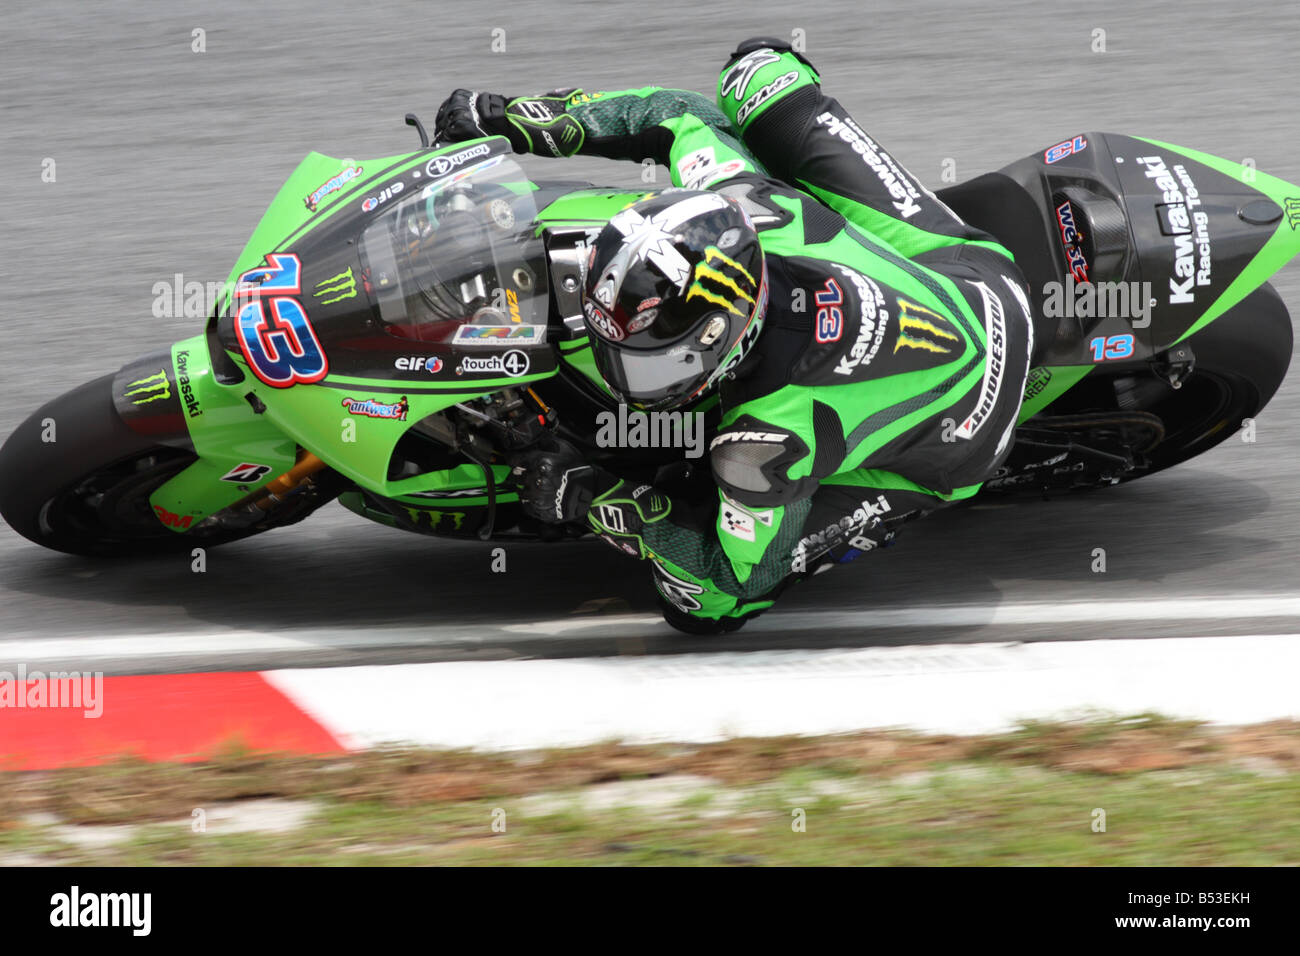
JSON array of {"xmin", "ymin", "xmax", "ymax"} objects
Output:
[
  {"xmin": 434, "ymin": 89, "xmax": 585, "ymax": 157},
  {"xmin": 510, "ymin": 442, "xmax": 597, "ymax": 524},
  {"xmin": 434, "ymin": 89, "xmax": 517, "ymax": 148}
]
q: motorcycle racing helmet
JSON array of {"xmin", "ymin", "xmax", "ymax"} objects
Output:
[{"xmin": 581, "ymin": 190, "xmax": 767, "ymax": 410}]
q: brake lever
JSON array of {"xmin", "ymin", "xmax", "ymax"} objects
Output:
[{"xmin": 405, "ymin": 112, "xmax": 431, "ymax": 148}]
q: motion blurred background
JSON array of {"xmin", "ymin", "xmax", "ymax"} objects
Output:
[{"xmin": 0, "ymin": 0, "xmax": 1297, "ymax": 866}]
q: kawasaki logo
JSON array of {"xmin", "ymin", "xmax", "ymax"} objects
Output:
[
  {"xmin": 124, "ymin": 368, "xmax": 170, "ymax": 405},
  {"xmin": 175, "ymin": 349, "xmax": 201, "ymax": 418},
  {"xmin": 313, "ymin": 267, "xmax": 357, "ymax": 304},
  {"xmin": 832, "ymin": 265, "xmax": 889, "ymax": 377},
  {"xmin": 425, "ymin": 143, "xmax": 492, "ymax": 178}
]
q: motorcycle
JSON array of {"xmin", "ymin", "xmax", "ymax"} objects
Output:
[{"xmin": 1, "ymin": 118, "xmax": 1296, "ymax": 570}]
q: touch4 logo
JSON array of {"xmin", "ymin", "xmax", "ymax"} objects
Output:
[
  {"xmin": 895, "ymin": 300, "xmax": 960, "ymax": 355},
  {"xmin": 313, "ymin": 267, "xmax": 357, "ymax": 304},
  {"xmin": 123, "ymin": 368, "xmax": 171, "ymax": 405},
  {"xmin": 686, "ymin": 246, "xmax": 757, "ymax": 317}
]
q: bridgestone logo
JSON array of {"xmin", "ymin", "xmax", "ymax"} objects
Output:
[
  {"xmin": 426, "ymin": 143, "xmax": 492, "ymax": 178},
  {"xmin": 955, "ymin": 282, "xmax": 1007, "ymax": 441}
]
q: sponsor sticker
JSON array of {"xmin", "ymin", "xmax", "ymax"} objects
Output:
[
  {"xmin": 1136, "ymin": 155, "xmax": 1213, "ymax": 304},
  {"xmin": 676, "ymin": 147, "xmax": 746, "ymax": 189},
  {"xmin": 456, "ymin": 350, "xmax": 530, "ymax": 377},
  {"xmin": 583, "ymin": 299, "xmax": 624, "ymax": 341},
  {"xmin": 452, "ymin": 324, "xmax": 546, "ymax": 346},
  {"xmin": 425, "ymin": 143, "xmax": 492, "ymax": 179},
  {"xmin": 953, "ymin": 282, "xmax": 1008, "ymax": 441},
  {"xmin": 830, "ymin": 266, "xmax": 889, "ymax": 375},
  {"xmin": 1055, "ymin": 201, "xmax": 1091, "ymax": 283},
  {"xmin": 341, "ymin": 396, "xmax": 409, "ymax": 420},
  {"xmin": 719, "ymin": 499, "xmax": 756, "ymax": 541},
  {"xmin": 313, "ymin": 268, "xmax": 357, "ymax": 304},
  {"xmin": 304, "ymin": 165, "xmax": 363, "ymax": 212},
  {"xmin": 123, "ymin": 368, "xmax": 170, "ymax": 405},
  {"xmin": 361, "ymin": 181, "xmax": 403, "ymax": 213},
  {"xmin": 394, "ymin": 356, "xmax": 444, "ymax": 373},
  {"xmin": 219, "ymin": 462, "xmax": 274, "ymax": 484}
]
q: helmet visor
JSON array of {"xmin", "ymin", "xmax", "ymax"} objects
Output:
[{"xmin": 594, "ymin": 339, "xmax": 720, "ymax": 410}]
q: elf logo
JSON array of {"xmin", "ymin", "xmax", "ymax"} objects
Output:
[
  {"xmin": 219, "ymin": 462, "xmax": 274, "ymax": 484},
  {"xmin": 395, "ymin": 356, "xmax": 444, "ymax": 373}
]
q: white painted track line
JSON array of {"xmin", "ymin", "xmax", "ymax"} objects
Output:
[{"xmin": 5, "ymin": 595, "xmax": 1300, "ymax": 667}]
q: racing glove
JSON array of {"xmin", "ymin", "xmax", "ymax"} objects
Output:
[
  {"xmin": 434, "ymin": 89, "xmax": 585, "ymax": 157},
  {"xmin": 510, "ymin": 441, "xmax": 605, "ymax": 524}
]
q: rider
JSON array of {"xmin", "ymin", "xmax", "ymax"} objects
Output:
[{"xmin": 434, "ymin": 38, "xmax": 1034, "ymax": 633}]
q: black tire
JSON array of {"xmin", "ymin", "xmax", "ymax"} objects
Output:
[
  {"xmin": 1126, "ymin": 282, "xmax": 1293, "ymax": 477},
  {"xmin": 990, "ymin": 282, "xmax": 1294, "ymax": 496},
  {"xmin": 0, "ymin": 374, "xmax": 307, "ymax": 557}
]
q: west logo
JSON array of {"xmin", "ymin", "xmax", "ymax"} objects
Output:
[
  {"xmin": 313, "ymin": 267, "xmax": 357, "ymax": 304},
  {"xmin": 123, "ymin": 369, "xmax": 170, "ymax": 405},
  {"xmin": 895, "ymin": 300, "xmax": 960, "ymax": 355},
  {"xmin": 1055, "ymin": 201, "xmax": 1090, "ymax": 283}
]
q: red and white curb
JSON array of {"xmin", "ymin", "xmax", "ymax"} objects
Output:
[{"xmin": 3, "ymin": 633, "xmax": 1299, "ymax": 769}]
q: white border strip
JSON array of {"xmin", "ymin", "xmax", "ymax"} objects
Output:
[{"xmin": 265, "ymin": 633, "xmax": 1300, "ymax": 749}]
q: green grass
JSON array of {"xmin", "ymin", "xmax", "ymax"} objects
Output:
[{"xmin": 3, "ymin": 717, "xmax": 1299, "ymax": 865}]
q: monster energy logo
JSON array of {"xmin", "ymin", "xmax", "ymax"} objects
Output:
[
  {"xmin": 313, "ymin": 267, "xmax": 357, "ymax": 304},
  {"xmin": 1285, "ymin": 197, "xmax": 1300, "ymax": 231},
  {"xmin": 685, "ymin": 246, "xmax": 757, "ymax": 317},
  {"xmin": 123, "ymin": 368, "xmax": 171, "ymax": 405},
  {"xmin": 895, "ymin": 300, "xmax": 960, "ymax": 355},
  {"xmin": 400, "ymin": 507, "xmax": 466, "ymax": 531}
]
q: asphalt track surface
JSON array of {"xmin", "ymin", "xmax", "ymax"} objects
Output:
[{"xmin": 1, "ymin": 0, "xmax": 1298, "ymax": 674}]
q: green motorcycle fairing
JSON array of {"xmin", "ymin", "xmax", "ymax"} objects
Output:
[{"xmin": 129, "ymin": 131, "xmax": 1300, "ymax": 532}]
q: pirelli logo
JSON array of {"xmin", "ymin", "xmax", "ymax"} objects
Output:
[
  {"xmin": 895, "ymin": 300, "xmax": 960, "ymax": 355},
  {"xmin": 685, "ymin": 246, "xmax": 757, "ymax": 318}
]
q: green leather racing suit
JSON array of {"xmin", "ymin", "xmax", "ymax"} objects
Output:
[{"xmin": 492, "ymin": 47, "xmax": 1034, "ymax": 627}]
